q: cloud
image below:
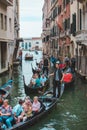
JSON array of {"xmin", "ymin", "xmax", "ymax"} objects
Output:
[{"xmin": 20, "ymin": 0, "xmax": 44, "ymax": 38}]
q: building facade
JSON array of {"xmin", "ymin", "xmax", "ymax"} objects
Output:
[
  {"xmin": 20, "ymin": 37, "xmax": 43, "ymax": 51},
  {"xmin": 0, "ymin": 0, "xmax": 14, "ymax": 74},
  {"xmin": 50, "ymin": 0, "xmax": 59, "ymax": 58},
  {"xmin": 42, "ymin": 0, "xmax": 51, "ymax": 56},
  {"xmin": 0, "ymin": 0, "xmax": 20, "ymax": 74},
  {"xmin": 76, "ymin": 0, "xmax": 87, "ymax": 77}
]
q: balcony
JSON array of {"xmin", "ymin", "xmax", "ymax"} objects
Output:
[
  {"xmin": 77, "ymin": 0, "xmax": 85, "ymax": 3},
  {"xmin": 76, "ymin": 30, "xmax": 87, "ymax": 43},
  {"xmin": 0, "ymin": 0, "xmax": 13, "ymax": 6},
  {"xmin": 51, "ymin": 0, "xmax": 58, "ymax": 10}
]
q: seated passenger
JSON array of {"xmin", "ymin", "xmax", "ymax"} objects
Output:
[
  {"xmin": 17, "ymin": 98, "xmax": 32, "ymax": 122},
  {"xmin": 32, "ymin": 96, "xmax": 40, "ymax": 114},
  {"xmin": 33, "ymin": 73, "xmax": 41, "ymax": 88},
  {"xmin": 0, "ymin": 99, "xmax": 13, "ymax": 128},
  {"xmin": 30, "ymin": 74, "xmax": 36, "ymax": 87},
  {"xmin": 35, "ymin": 64, "xmax": 41, "ymax": 72},
  {"xmin": 12, "ymin": 99, "xmax": 24, "ymax": 122},
  {"xmin": 40, "ymin": 74, "xmax": 47, "ymax": 86}
]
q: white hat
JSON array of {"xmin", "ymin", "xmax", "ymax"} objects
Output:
[{"xmin": 56, "ymin": 61, "xmax": 60, "ymax": 64}]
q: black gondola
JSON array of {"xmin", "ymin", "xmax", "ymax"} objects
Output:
[
  {"xmin": 7, "ymin": 92, "xmax": 57, "ymax": 130},
  {"xmin": 35, "ymin": 50, "xmax": 38, "ymax": 54},
  {"xmin": 25, "ymin": 53, "xmax": 33, "ymax": 60},
  {"xmin": 23, "ymin": 76, "xmax": 49, "ymax": 95}
]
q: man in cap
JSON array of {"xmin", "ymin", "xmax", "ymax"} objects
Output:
[{"xmin": 49, "ymin": 61, "xmax": 63, "ymax": 98}]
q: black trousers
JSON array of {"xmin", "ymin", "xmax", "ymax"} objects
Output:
[
  {"xmin": 53, "ymin": 80, "xmax": 61, "ymax": 98},
  {"xmin": 43, "ymin": 66, "xmax": 48, "ymax": 75}
]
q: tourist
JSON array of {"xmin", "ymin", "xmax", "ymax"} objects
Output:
[
  {"xmin": 0, "ymin": 99, "xmax": 13, "ymax": 128},
  {"xmin": 17, "ymin": 98, "xmax": 32, "ymax": 122},
  {"xmin": 32, "ymin": 96, "xmax": 40, "ymax": 114},
  {"xmin": 12, "ymin": 99, "xmax": 24, "ymax": 122},
  {"xmin": 32, "ymin": 73, "xmax": 41, "ymax": 88},
  {"xmin": 30, "ymin": 74, "xmax": 36, "ymax": 87},
  {"xmin": 40, "ymin": 74, "xmax": 47, "ymax": 86}
]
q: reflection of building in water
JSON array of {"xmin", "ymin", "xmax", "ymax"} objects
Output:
[{"xmin": 20, "ymin": 37, "xmax": 43, "ymax": 51}]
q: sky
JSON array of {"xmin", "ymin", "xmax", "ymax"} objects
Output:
[{"xmin": 20, "ymin": 0, "xmax": 44, "ymax": 38}]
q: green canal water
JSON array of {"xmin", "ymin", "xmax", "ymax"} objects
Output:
[{"xmin": 0, "ymin": 51, "xmax": 87, "ymax": 130}]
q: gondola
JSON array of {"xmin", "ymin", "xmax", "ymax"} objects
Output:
[
  {"xmin": 35, "ymin": 50, "xmax": 38, "ymax": 54},
  {"xmin": 23, "ymin": 76, "xmax": 49, "ymax": 95},
  {"xmin": 0, "ymin": 79, "xmax": 13, "ymax": 99},
  {"xmin": 7, "ymin": 92, "xmax": 57, "ymax": 130},
  {"xmin": 25, "ymin": 53, "xmax": 33, "ymax": 60}
]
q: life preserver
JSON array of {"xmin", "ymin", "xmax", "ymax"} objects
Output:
[{"xmin": 63, "ymin": 73, "xmax": 73, "ymax": 83}]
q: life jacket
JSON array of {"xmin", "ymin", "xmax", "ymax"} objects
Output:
[{"xmin": 63, "ymin": 73, "xmax": 73, "ymax": 83}]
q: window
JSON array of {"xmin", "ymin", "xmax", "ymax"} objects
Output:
[
  {"xmin": 22, "ymin": 42, "xmax": 24, "ymax": 48},
  {"xmin": 5, "ymin": 15, "xmax": 7, "ymax": 30},
  {"xmin": 71, "ymin": 0, "xmax": 73, "ymax": 4},
  {"xmin": 25, "ymin": 42, "xmax": 28, "ymax": 49},
  {"xmin": 36, "ymin": 42, "xmax": 39, "ymax": 44},
  {"xmin": 71, "ymin": 13, "xmax": 76, "ymax": 36},
  {"xmin": 1, "ymin": 43, "xmax": 7, "ymax": 69},
  {"xmin": 79, "ymin": 9, "xmax": 82, "ymax": 30},
  {"xmin": 66, "ymin": 0, "xmax": 70, "ymax": 5},
  {"xmin": 1, "ymin": 14, "xmax": 3, "ymax": 29},
  {"xmin": 9, "ymin": 18, "xmax": 12, "ymax": 32},
  {"xmin": 29, "ymin": 42, "xmax": 31, "ymax": 47}
]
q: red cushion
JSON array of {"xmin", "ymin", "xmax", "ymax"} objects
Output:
[{"xmin": 63, "ymin": 73, "xmax": 73, "ymax": 83}]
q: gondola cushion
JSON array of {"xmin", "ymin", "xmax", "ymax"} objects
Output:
[{"xmin": 63, "ymin": 73, "xmax": 73, "ymax": 83}]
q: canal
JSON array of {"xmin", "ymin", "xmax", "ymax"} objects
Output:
[{"xmin": 0, "ymin": 51, "xmax": 87, "ymax": 130}]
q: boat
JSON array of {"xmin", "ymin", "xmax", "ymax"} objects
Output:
[
  {"xmin": 0, "ymin": 79, "xmax": 13, "ymax": 99},
  {"xmin": 25, "ymin": 53, "xmax": 33, "ymax": 60},
  {"xmin": 23, "ymin": 76, "xmax": 49, "ymax": 95},
  {"xmin": 35, "ymin": 50, "xmax": 38, "ymax": 54},
  {"xmin": 7, "ymin": 91, "xmax": 57, "ymax": 130}
]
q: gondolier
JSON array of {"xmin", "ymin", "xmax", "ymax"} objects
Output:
[{"xmin": 49, "ymin": 61, "xmax": 63, "ymax": 98}]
